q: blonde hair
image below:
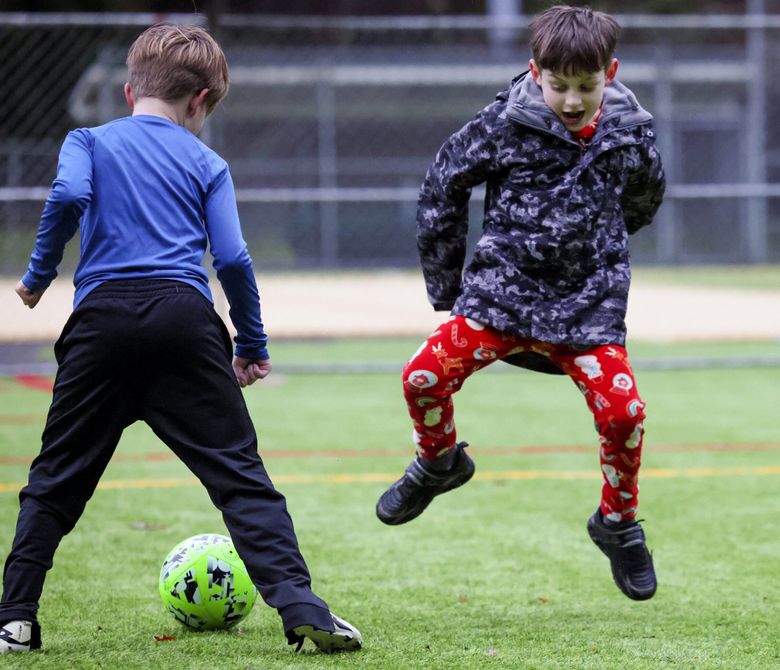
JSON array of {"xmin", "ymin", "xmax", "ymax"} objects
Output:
[{"xmin": 126, "ymin": 24, "xmax": 229, "ymax": 113}]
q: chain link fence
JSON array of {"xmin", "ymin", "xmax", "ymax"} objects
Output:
[{"xmin": 2, "ymin": 12, "xmax": 780, "ymax": 275}]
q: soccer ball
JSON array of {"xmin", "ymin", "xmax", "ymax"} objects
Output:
[{"xmin": 159, "ymin": 533, "xmax": 257, "ymax": 630}]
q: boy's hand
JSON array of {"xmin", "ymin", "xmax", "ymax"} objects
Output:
[
  {"xmin": 232, "ymin": 356, "xmax": 272, "ymax": 387},
  {"xmin": 15, "ymin": 280, "xmax": 44, "ymax": 309}
]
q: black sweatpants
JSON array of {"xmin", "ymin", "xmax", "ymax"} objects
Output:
[{"xmin": 0, "ymin": 280, "xmax": 333, "ymax": 637}]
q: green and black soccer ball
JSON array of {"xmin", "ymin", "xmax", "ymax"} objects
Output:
[{"xmin": 159, "ymin": 533, "xmax": 257, "ymax": 630}]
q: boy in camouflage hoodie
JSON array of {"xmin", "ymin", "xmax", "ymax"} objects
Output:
[{"xmin": 376, "ymin": 5, "xmax": 665, "ymax": 601}]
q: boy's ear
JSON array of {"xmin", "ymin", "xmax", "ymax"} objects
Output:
[
  {"xmin": 188, "ymin": 88, "xmax": 210, "ymax": 117},
  {"xmin": 124, "ymin": 83, "xmax": 134, "ymax": 110},
  {"xmin": 606, "ymin": 58, "xmax": 619, "ymax": 83},
  {"xmin": 529, "ymin": 59, "xmax": 541, "ymax": 83}
]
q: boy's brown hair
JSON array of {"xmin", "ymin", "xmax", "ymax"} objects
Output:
[
  {"xmin": 529, "ymin": 5, "xmax": 620, "ymax": 75},
  {"xmin": 126, "ymin": 24, "xmax": 229, "ymax": 113}
]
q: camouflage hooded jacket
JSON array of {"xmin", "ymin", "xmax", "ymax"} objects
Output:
[{"xmin": 417, "ymin": 71, "xmax": 665, "ymax": 362}]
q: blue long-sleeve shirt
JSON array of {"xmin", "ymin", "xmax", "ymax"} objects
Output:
[{"xmin": 23, "ymin": 115, "xmax": 268, "ymax": 361}]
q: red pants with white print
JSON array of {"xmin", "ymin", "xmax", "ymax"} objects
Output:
[{"xmin": 402, "ymin": 315, "xmax": 646, "ymax": 522}]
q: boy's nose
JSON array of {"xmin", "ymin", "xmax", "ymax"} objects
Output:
[{"xmin": 566, "ymin": 93, "xmax": 582, "ymax": 106}]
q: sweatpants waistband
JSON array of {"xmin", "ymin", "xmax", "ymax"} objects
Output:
[{"xmin": 85, "ymin": 279, "xmax": 202, "ymax": 300}]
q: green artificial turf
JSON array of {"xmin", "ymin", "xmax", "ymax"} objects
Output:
[
  {"xmin": 265, "ymin": 336, "xmax": 780, "ymax": 369},
  {"xmin": 0, "ymin": 343, "xmax": 779, "ymax": 669}
]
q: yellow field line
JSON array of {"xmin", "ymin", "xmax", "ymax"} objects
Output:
[{"xmin": 1, "ymin": 465, "xmax": 780, "ymax": 493}]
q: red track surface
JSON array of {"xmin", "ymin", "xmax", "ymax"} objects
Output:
[{"xmin": 11, "ymin": 375, "xmax": 54, "ymax": 392}]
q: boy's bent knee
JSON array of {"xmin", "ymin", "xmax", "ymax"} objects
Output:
[{"xmin": 402, "ymin": 364, "xmax": 449, "ymax": 398}]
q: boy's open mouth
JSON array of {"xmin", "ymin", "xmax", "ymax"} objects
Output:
[{"xmin": 561, "ymin": 110, "xmax": 585, "ymax": 124}]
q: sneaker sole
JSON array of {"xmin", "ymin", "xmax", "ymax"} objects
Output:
[{"xmin": 291, "ymin": 625, "xmax": 362, "ymax": 653}]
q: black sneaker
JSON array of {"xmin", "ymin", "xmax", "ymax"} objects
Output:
[
  {"xmin": 587, "ymin": 509, "xmax": 657, "ymax": 601},
  {"xmin": 376, "ymin": 442, "xmax": 475, "ymax": 525},
  {"xmin": 290, "ymin": 612, "xmax": 362, "ymax": 653}
]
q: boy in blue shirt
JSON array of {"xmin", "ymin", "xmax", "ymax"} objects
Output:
[{"xmin": 0, "ymin": 24, "xmax": 361, "ymax": 655}]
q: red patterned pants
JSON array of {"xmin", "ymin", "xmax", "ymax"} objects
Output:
[{"xmin": 402, "ymin": 315, "xmax": 646, "ymax": 522}]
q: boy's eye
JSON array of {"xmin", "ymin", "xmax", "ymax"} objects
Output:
[
  {"xmin": 580, "ymin": 86, "xmax": 595, "ymax": 93},
  {"xmin": 551, "ymin": 84, "xmax": 566, "ymax": 92}
]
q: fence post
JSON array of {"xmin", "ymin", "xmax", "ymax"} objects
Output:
[
  {"xmin": 316, "ymin": 76, "xmax": 339, "ymax": 267},
  {"xmin": 746, "ymin": 0, "xmax": 768, "ymax": 263},
  {"xmin": 653, "ymin": 41, "xmax": 676, "ymax": 264}
]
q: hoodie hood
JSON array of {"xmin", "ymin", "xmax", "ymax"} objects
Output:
[{"xmin": 504, "ymin": 71, "xmax": 653, "ymax": 141}]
